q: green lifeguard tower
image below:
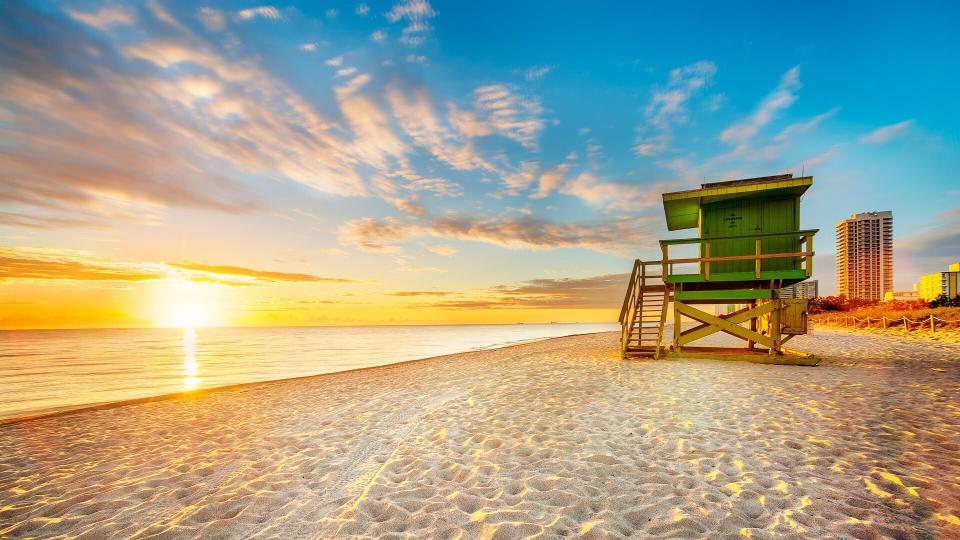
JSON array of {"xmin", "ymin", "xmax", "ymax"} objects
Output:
[{"xmin": 618, "ymin": 174, "xmax": 818, "ymax": 365}]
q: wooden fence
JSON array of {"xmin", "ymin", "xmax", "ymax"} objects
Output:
[{"xmin": 812, "ymin": 315, "xmax": 960, "ymax": 333}]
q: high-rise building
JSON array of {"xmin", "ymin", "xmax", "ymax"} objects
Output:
[
  {"xmin": 835, "ymin": 211, "xmax": 893, "ymax": 301},
  {"xmin": 780, "ymin": 280, "xmax": 818, "ymax": 299}
]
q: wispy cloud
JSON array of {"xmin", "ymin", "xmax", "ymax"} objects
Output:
[
  {"xmin": 67, "ymin": 5, "xmax": 135, "ymax": 30},
  {"xmin": 532, "ymin": 163, "xmax": 570, "ymax": 199},
  {"xmin": 634, "ymin": 60, "xmax": 716, "ymax": 156},
  {"xmin": 388, "ymin": 290, "xmax": 453, "ymax": 296},
  {"xmin": 860, "ymin": 119, "xmax": 914, "ymax": 144},
  {"xmin": 427, "ymin": 273, "xmax": 629, "ymax": 309},
  {"xmin": 449, "ymin": 84, "xmax": 545, "ymax": 150},
  {"xmin": 237, "ymin": 6, "xmax": 281, "ymax": 20},
  {"xmin": 560, "ymin": 173, "xmax": 673, "ymax": 212},
  {"xmin": 720, "ymin": 66, "xmax": 801, "ymax": 144},
  {"xmin": 198, "ymin": 7, "xmax": 225, "ymax": 31},
  {"xmin": 0, "ymin": 248, "xmax": 356, "ymax": 286},
  {"xmin": 522, "ymin": 65, "xmax": 555, "ymax": 81},
  {"xmin": 774, "ymin": 107, "xmax": 839, "ymax": 142},
  {"xmin": 426, "ymin": 244, "xmax": 458, "ymax": 256},
  {"xmin": 339, "ymin": 213, "xmax": 656, "ymax": 255},
  {"xmin": 385, "ymin": 0, "xmax": 436, "ymax": 47},
  {"xmin": 167, "ymin": 263, "xmax": 357, "ymax": 284}
]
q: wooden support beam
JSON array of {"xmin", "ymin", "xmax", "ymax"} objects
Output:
[
  {"xmin": 704, "ymin": 242, "xmax": 711, "ymax": 281},
  {"xmin": 674, "ymin": 301, "xmax": 776, "ymax": 349},
  {"xmin": 754, "ymin": 239, "xmax": 762, "ymax": 278}
]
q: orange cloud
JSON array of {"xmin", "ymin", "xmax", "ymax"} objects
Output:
[
  {"xmin": 167, "ymin": 263, "xmax": 358, "ymax": 284},
  {"xmin": 0, "ymin": 247, "xmax": 355, "ymax": 286}
]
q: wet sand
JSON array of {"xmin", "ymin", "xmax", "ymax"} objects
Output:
[{"xmin": 1, "ymin": 328, "xmax": 959, "ymax": 539}]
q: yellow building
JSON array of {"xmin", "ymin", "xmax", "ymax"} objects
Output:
[{"xmin": 918, "ymin": 262, "xmax": 959, "ymax": 301}]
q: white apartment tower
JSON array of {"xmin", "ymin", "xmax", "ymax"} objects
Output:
[{"xmin": 835, "ymin": 211, "xmax": 893, "ymax": 301}]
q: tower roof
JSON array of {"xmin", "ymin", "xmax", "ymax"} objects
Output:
[{"xmin": 662, "ymin": 175, "xmax": 813, "ymax": 231}]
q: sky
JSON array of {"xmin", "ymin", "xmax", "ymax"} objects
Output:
[{"xmin": 1, "ymin": 0, "xmax": 958, "ymax": 329}]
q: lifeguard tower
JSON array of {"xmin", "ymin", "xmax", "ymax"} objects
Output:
[{"xmin": 618, "ymin": 174, "xmax": 818, "ymax": 365}]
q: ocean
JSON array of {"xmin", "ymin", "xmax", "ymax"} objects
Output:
[{"xmin": 0, "ymin": 323, "xmax": 616, "ymax": 421}]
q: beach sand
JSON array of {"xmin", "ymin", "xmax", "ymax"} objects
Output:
[{"xmin": 2, "ymin": 328, "xmax": 959, "ymax": 539}]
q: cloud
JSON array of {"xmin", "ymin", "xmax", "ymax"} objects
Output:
[
  {"xmin": 385, "ymin": 84, "xmax": 494, "ymax": 173},
  {"xmin": 339, "ymin": 213, "xmax": 657, "ymax": 255},
  {"xmin": 336, "ymin": 66, "xmax": 358, "ymax": 78},
  {"xmin": 66, "ymin": 5, "xmax": 135, "ymax": 30},
  {"xmin": 147, "ymin": 1, "xmax": 187, "ymax": 30},
  {"xmin": 339, "ymin": 216, "xmax": 411, "ymax": 253},
  {"xmin": 166, "ymin": 263, "xmax": 358, "ymax": 284},
  {"xmin": 386, "ymin": 0, "xmax": 437, "ymax": 46},
  {"xmin": 634, "ymin": 60, "xmax": 716, "ymax": 156},
  {"xmin": 325, "ymin": 55, "xmax": 344, "ymax": 67},
  {"xmin": 388, "ymin": 290, "xmax": 453, "ymax": 296},
  {"xmin": 237, "ymin": 6, "xmax": 281, "ymax": 20},
  {"xmin": 720, "ymin": 66, "xmax": 801, "ymax": 144},
  {"xmin": 198, "ymin": 7, "xmax": 225, "ymax": 31},
  {"xmin": 860, "ymin": 119, "xmax": 914, "ymax": 145},
  {"xmin": 0, "ymin": 247, "xmax": 357, "ymax": 286},
  {"xmin": 523, "ymin": 65, "xmax": 554, "ymax": 81},
  {"xmin": 559, "ymin": 173, "xmax": 670, "ymax": 211},
  {"xmin": 1, "ymin": 4, "xmax": 397, "ymax": 231},
  {"xmin": 427, "ymin": 272, "xmax": 629, "ymax": 310},
  {"xmin": 356, "ymin": 3, "xmax": 370, "ymax": 16},
  {"xmin": 449, "ymin": 84, "xmax": 545, "ymax": 150},
  {"xmin": 895, "ymin": 205, "xmax": 960, "ymax": 281},
  {"xmin": 371, "ymin": 30, "xmax": 386, "ymax": 41},
  {"xmin": 774, "ymin": 107, "xmax": 839, "ymax": 142},
  {"xmin": 532, "ymin": 163, "xmax": 570, "ymax": 199},
  {"xmin": 299, "ymin": 42, "xmax": 319, "ymax": 52},
  {"xmin": 426, "ymin": 244, "xmax": 458, "ymax": 256},
  {"xmin": 500, "ymin": 161, "xmax": 539, "ymax": 195},
  {"xmin": 0, "ymin": 247, "xmax": 164, "ymax": 282}
]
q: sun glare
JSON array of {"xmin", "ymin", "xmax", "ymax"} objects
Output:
[{"xmin": 153, "ymin": 280, "xmax": 220, "ymax": 328}]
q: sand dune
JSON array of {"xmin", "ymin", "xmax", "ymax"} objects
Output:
[{"xmin": 2, "ymin": 328, "xmax": 959, "ymax": 539}]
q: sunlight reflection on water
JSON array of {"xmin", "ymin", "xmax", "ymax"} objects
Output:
[
  {"xmin": 0, "ymin": 323, "xmax": 616, "ymax": 420},
  {"xmin": 182, "ymin": 328, "xmax": 199, "ymax": 391}
]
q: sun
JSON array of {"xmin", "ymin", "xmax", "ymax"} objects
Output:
[
  {"xmin": 152, "ymin": 280, "xmax": 220, "ymax": 328},
  {"xmin": 165, "ymin": 302, "xmax": 211, "ymax": 329}
]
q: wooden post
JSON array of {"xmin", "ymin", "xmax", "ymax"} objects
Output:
[
  {"xmin": 747, "ymin": 300, "xmax": 757, "ymax": 349},
  {"xmin": 931, "ymin": 315, "xmax": 935, "ymax": 333},
  {"xmin": 673, "ymin": 300, "xmax": 682, "ymax": 353},
  {"xmin": 882, "ymin": 317, "xmax": 887, "ymax": 329},
  {"xmin": 704, "ymin": 242, "xmax": 711, "ymax": 281},
  {"xmin": 769, "ymin": 299, "xmax": 781, "ymax": 355},
  {"xmin": 903, "ymin": 317, "xmax": 907, "ymax": 330},
  {"xmin": 661, "ymin": 243, "xmax": 668, "ymax": 281},
  {"xmin": 754, "ymin": 238, "xmax": 762, "ymax": 278},
  {"xmin": 805, "ymin": 235, "xmax": 813, "ymax": 277}
]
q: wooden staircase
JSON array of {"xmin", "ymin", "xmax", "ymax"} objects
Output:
[{"xmin": 619, "ymin": 260, "xmax": 671, "ymax": 358}]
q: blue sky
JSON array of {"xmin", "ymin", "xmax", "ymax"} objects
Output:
[{"xmin": 1, "ymin": 0, "xmax": 958, "ymax": 327}]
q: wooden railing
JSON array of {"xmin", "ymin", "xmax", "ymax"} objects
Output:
[{"xmin": 658, "ymin": 229, "xmax": 817, "ymax": 281}]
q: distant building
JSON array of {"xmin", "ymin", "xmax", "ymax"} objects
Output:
[
  {"xmin": 918, "ymin": 262, "xmax": 959, "ymax": 301},
  {"xmin": 884, "ymin": 288, "xmax": 919, "ymax": 302},
  {"xmin": 835, "ymin": 211, "xmax": 893, "ymax": 301},
  {"xmin": 780, "ymin": 280, "xmax": 818, "ymax": 299}
]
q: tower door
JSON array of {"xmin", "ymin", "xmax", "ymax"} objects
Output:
[
  {"xmin": 703, "ymin": 201, "xmax": 759, "ymax": 274},
  {"xmin": 760, "ymin": 198, "xmax": 799, "ymax": 271}
]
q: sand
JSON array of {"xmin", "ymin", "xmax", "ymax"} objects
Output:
[{"xmin": 1, "ymin": 328, "xmax": 959, "ymax": 539}]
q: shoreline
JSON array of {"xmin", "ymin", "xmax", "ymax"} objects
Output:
[{"xmin": 0, "ymin": 329, "xmax": 613, "ymax": 427}]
